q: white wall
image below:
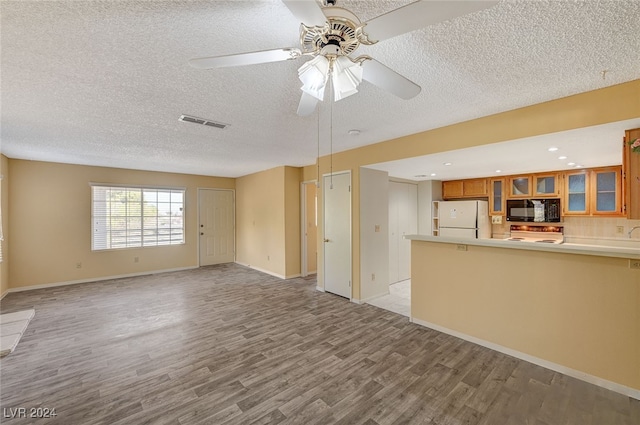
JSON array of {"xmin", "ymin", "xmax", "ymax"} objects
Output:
[
  {"xmin": 418, "ymin": 180, "xmax": 443, "ymax": 235},
  {"xmin": 359, "ymin": 167, "xmax": 390, "ymax": 301},
  {"xmin": 389, "ymin": 180, "xmax": 418, "ymax": 283}
]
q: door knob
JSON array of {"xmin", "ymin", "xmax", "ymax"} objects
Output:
[
  {"xmin": 324, "ymin": 238, "xmax": 330, "ymax": 242},
  {"xmin": 200, "ymin": 232, "xmax": 204, "ymax": 236}
]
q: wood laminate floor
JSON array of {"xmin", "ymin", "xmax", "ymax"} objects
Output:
[{"xmin": 1, "ymin": 264, "xmax": 638, "ymax": 424}]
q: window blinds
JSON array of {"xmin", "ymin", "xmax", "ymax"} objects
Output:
[{"xmin": 91, "ymin": 185, "xmax": 185, "ymax": 251}]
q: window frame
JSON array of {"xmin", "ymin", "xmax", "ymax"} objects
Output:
[{"xmin": 90, "ymin": 183, "xmax": 186, "ymax": 251}]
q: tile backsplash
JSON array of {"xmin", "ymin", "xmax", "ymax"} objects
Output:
[{"xmin": 492, "ymin": 217, "xmax": 640, "ymax": 241}]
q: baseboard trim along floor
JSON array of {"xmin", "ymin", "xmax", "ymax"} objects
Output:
[{"xmin": 411, "ymin": 317, "xmax": 640, "ymax": 400}]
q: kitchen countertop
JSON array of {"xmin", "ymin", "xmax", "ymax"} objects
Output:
[{"xmin": 405, "ymin": 234, "xmax": 640, "ymax": 260}]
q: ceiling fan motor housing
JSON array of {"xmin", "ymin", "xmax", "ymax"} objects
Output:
[{"xmin": 300, "ymin": 6, "xmax": 374, "ymax": 58}]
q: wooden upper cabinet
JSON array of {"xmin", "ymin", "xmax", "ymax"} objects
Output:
[
  {"xmin": 442, "ymin": 180, "xmax": 463, "ymax": 199},
  {"xmin": 442, "ymin": 178, "xmax": 488, "ymax": 199},
  {"xmin": 489, "ymin": 178, "xmax": 505, "ymax": 215},
  {"xmin": 508, "ymin": 176, "xmax": 531, "ymax": 198},
  {"xmin": 562, "ymin": 166, "xmax": 623, "ymax": 216},
  {"xmin": 507, "ymin": 173, "xmax": 559, "ymax": 198},
  {"xmin": 533, "ymin": 173, "xmax": 560, "ymax": 197},
  {"xmin": 591, "ymin": 167, "xmax": 622, "ymax": 215},
  {"xmin": 624, "ymin": 128, "xmax": 640, "ymax": 219},
  {"xmin": 563, "ymin": 170, "xmax": 589, "ymax": 215},
  {"xmin": 463, "ymin": 178, "xmax": 488, "ymax": 197}
]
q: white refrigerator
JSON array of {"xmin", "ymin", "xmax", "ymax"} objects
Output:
[{"xmin": 438, "ymin": 200, "xmax": 491, "ymax": 239}]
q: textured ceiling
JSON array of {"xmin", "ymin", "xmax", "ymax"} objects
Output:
[{"xmin": 1, "ymin": 0, "xmax": 639, "ymax": 178}]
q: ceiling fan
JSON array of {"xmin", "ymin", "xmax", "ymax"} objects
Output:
[{"xmin": 189, "ymin": 0, "xmax": 498, "ymax": 116}]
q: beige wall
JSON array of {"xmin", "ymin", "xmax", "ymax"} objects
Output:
[
  {"xmin": 235, "ymin": 166, "xmax": 302, "ymax": 278},
  {"xmin": 307, "ymin": 80, "xmax": 640, "ymax": 301},
  {"xmin": 284, "ymin": 166, "xmax": 301, "ymax": 277},
  {"xmin": 1, "ymin": 155, "xmax": 9, "ymax": 297},
  {"xmin": 411, "ymin": 240, "xmax": 640, "ymax": 392},
  {"xmin": 7, "ymin": 159, "xmax": 234, "ymax": 289}
]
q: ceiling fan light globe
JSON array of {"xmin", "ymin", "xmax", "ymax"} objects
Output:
[
  {"xmin": 298, "ymin": 56, "xmax": 330, "ymax": 101},
  {"xmin": 332, "ymin": 56, "xmax": 363, "ymax": 101}
]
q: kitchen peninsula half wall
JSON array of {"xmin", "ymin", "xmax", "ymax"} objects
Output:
[{"xmin": 406, "ymin": 236, "xmax": 640, "ymax": 399}]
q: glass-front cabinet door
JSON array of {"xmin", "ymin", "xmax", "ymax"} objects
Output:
[
  {"xmin": 592, "ymin": 167, "xmax": 622, "ymax": 215},
  {"xmin": 564, "ymin": 171, "xmax": 589, "ymax": 215},
  {"xmin": 489, "ymin": 178, "xmax": 505, "ymax": 215},
  {"xmin": 509, "ymin": 176, "xmax": 531, "ymax": 197},
  {"xmin": 533, "ymin": 173, "xmax": 558, "ymax": 197}
]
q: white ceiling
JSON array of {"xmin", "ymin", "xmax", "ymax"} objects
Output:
[
  {"xmin": 367, "ymin": 118, "xmax": 640, "ymax": 181},
  {"xmin": 1, "ymin": 1, "xmax": 639, "ymax": 178}
]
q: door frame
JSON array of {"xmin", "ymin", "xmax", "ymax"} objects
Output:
[
  {"xmin": 322, "ymin": 170, "xmax": 352, "ymax": 300},
  {"xmin": 300, "ymin": 180, "xmax": 317, "ymax": 277},
  {"xmin": 197, "ymin": 188, "xmax": 236, "ymax": 267}
]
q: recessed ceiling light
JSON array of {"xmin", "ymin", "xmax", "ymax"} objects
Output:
[
  {"xmin": 495, "ymin": 169, "xmax": 502, "ymax": 173},
  {"xmin": 575, "ymin": 164, "xmax": 583, "ymax": 168},
  {"xmin": 558, "ymin": 156, "xmax": 567, "ymax": 160},
  {"xmin": 548, "ymin": 147, "xmax": 558, "ymax": 152},
  {"xmin": 430, "ymin": 173, "xmax": 437, "ymax": 177},
  {"xmin": 567, "ymin": 162, "xmax": 576, "ymax": 166},
  {"xmin": 348, "ymin": 129, "xmax": 360, "ymax": 136},
  {"xmin": 443, "ymin": 162, "xmax": 452, "ymax": 166}
]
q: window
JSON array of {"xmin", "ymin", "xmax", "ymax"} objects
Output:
[{"xmin": 91, "ymin": 185, "xmax": 185, "ymax": 251}]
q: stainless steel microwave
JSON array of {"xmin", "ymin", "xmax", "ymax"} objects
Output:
[{"xmin": 506, "ymin": 198, "xmax": 561, "ymax": 222}]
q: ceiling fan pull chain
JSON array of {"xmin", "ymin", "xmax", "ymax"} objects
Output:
[{"xmin": 330, "ymin": 70, "xmax": 334, "ymax": 190}]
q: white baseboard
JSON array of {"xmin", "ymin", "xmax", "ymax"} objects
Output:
[
  {"xmin": 359, "ymin": 290, "xmax": 391, "ymax": 304},
  {"xmin": 234, "ymin": 262, "xmax": 287, "ymax": 279},
  {"xmin": 411, "ymin": 317, "xmax": 640, "ymax": 400},
  {"xmin": 350, "ymin": 298, "xmax": 362, "ymax": 304},
  {"xmin": 6, "ymin": 266, "xmax": 198, "ymax": 294},
  {"xmin": 0, "ymin": 289, "xmax": 8, "ymax": 301},
  {"xmin": 285, "ymin": 273, "xmax": 301, "ymax": 279},
  {"xmin": 315, "ymin": 286, "xmax": 325, "ymax": 292}
]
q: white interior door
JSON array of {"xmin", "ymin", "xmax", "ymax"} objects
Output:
[
  {"xmin": 323, "ymin": 172, "xmax": 351, "ymax": 299},
  {"xmin": 301, "ymin": 181, "xmax": 317, "ymax": 276},
  {"xmin": 199, "ymin": 189, "xmax": 235, "ymax": 266}
]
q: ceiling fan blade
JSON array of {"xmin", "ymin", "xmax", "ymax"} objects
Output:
[
  {"xmin": 189, "ymin": 48, "xmax": 301, "ymax": 69},
  {"xmin": 297, "ymin": 91, "xmax": 319, "ymax": 116},
  {"xmin": 361, "ymin": 59, "xmax": 421, "ymax": 100},
  {"xmin": 282, "ymin": 0, "xmax": 327, "ymax": 27},
  {"xmin": 363, "ymin": 1, "xmax": 498, "ymax": 42}
]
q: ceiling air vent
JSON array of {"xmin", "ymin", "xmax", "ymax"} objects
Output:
[{"xmin": 179, "ymin": 114, "xmax": 229, "ymax": 129}]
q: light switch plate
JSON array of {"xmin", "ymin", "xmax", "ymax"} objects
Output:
[{"xmin": 491, "ymin": 215, "xmax": 503, "ymax": 224}]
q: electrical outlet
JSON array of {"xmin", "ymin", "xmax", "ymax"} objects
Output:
[
  {"xmin": 76, "ymin": 262, "xmax": 82, "ymax": 269},
  {"xmin": 491, "ymin": 215, "xmax": 503, "ymax": 224},
  {"xmin": 374, "ymin": 225, "xmax": 381, "ymax": 233},
  {"xmin": 134, "ymin": 256, "xmax": 139, "ymax": 263},
  {"xmin": 456, "ymin": 244, "xmax": 468, "ymax": 251},
  {"xmin": 630, "ymin": 260, "xmax": 640, "ymax": 270},
  {"xmin": 371, "ymin": 273, "xmax": 376, "ymax": 281},
  {"xmin": 267, "ymin": 255, "xmax": 270, "ymax": 261},
  {"xmin": 616, "ymin": 226, "xmax": 624, "ymax": 235}
]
